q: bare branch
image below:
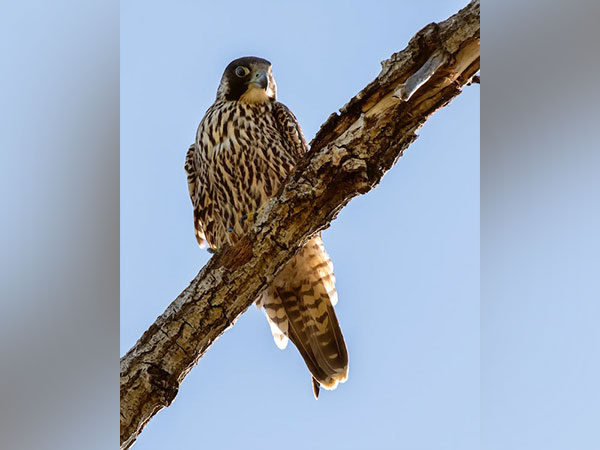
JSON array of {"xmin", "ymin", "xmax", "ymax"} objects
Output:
[{"xmin": 120, "ymin": 1, "xmax": 480, "ymax": 448}]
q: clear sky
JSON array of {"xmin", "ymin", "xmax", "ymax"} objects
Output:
[{"xmin": 120, "ymin": 1, "xmax": 479, "ymax": 449}]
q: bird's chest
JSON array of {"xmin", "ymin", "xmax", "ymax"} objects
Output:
[
  {"xmin": 201, "ymin": 104, "xmax": 283, "ymax": 168},
  {"xmin": 207, "ymin": 106, "xmax": 291, "ymax": 183},
  {"xmin": 197, "ymin": 103, "xmax": 292, "ymax": 218}
]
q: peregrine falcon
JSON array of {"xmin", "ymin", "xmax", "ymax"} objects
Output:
[{"xmin": 185, "ymin": 56, "xmax": 348, "ymax": 398}]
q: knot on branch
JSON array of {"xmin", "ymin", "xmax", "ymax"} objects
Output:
[
  {"xmin": 221, "ymin": 235, "xmax": 254, "ymax": 271},
  {"xmin": 342, "ymin": 157, "xmax": 367, "ymax": 174},
  {"xmin": 144, "ymin": 363, "xmax": 179, "ymax": 406}
]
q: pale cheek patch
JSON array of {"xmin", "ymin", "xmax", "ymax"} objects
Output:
[{"xmin": 240, "ymin": 86, "xmax": 271, "ymax": 104}]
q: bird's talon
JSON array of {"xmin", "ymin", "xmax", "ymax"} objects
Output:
[{"xmin": 240, "ymin": 211, "xmax": 258, "ymax": 224}]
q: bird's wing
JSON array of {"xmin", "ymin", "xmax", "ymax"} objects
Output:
[
  {"xmin": 184, "ymin": 143, "xmax": 208, "ymax": 249},
  {"xmin": 272, "ymin": 101, "xmax": 309, "ymax": 159}
]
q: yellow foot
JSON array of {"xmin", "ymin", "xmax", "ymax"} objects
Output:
[{"xmin": 240, "ymin": 212, "xmax": 258, "ymax": 227}]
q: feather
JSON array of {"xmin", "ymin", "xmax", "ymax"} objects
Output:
[{"xmin": 263, "ymin": 236, "xmax": 349, "ymax": 393}]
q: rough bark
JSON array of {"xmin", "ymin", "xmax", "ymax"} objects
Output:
[{"xmin": 120, "ymin": 1, "xmax": 479, "ymax": 447}]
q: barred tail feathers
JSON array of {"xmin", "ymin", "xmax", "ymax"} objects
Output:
[{"xmin": 259, "ymin": 235, "xmax": 348, "ymax": 397}]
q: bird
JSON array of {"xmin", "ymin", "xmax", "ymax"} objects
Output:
[{"xmin": 185, "ymin": 56, "xmax": 348, "ymax": 398}]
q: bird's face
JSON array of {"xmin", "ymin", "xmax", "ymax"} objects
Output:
[{"xmin": 216, "ymin": 56, "xmax": 277, "ymax": 104}]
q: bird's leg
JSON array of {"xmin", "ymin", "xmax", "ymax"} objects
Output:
[
  {"xmin": 225, "ymin": 225, "xmax": 240, "ymax": 246},
  {"xmin": 223, "ymin": 212, "xmax": 258, "ymax": 247}
]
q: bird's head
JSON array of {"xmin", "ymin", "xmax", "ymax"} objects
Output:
[{"xmin": 216, "ymin": 56, "xmax": 277, "ymax": 104}]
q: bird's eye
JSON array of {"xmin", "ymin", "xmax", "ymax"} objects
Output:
[{"xmin": 235, "ymin": 66, "xmax": 250, "ymax": 77}]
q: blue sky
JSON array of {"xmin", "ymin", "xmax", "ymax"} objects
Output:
[{"xmin": 120, "ymin": 1, "xmax": 479, "ymax": 448}]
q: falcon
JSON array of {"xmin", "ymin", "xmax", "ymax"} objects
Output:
[{"xmin": 185, "ymin": 56, "xmax": 348, "ymax": 398}]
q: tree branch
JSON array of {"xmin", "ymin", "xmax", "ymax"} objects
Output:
[{"xmin": 120, "ymin": 1, "xmax": 480, "ymax": 447}]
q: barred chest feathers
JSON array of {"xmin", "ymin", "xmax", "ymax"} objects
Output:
[{"xmin": 195, "ymin": 100, "xmax": 297, "ymax": 247}]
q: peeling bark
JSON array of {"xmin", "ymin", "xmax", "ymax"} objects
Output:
[{"xmin": 120, "ymin": 1, "xmax": 480, "ymax": 448}]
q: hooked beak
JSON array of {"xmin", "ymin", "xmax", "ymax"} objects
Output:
[{"xmin": 249, "ymin": 69, "xmax": 268, "ymax": 90}]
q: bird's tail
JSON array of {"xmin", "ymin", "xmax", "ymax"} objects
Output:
[{"xmin": 258, "ymin": 235, "xmax": 349, "ymax": 398}]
